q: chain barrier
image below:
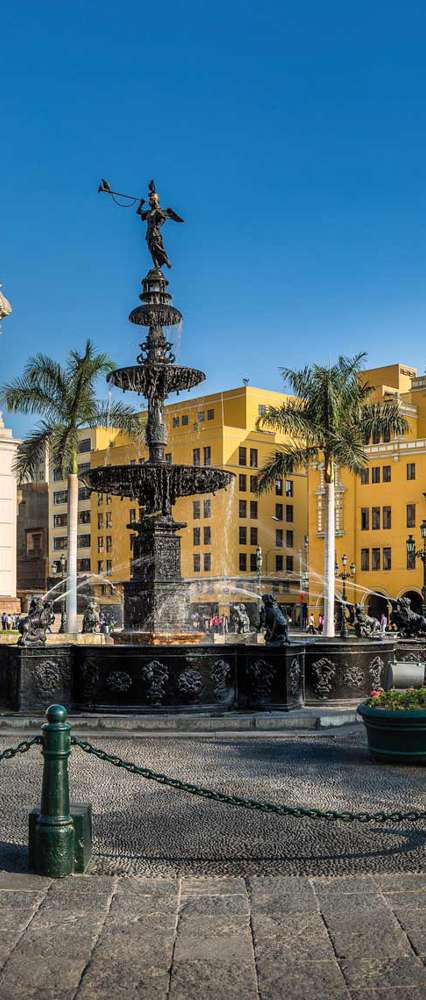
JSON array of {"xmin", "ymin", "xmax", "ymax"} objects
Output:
[
  {"xmin": 0, "ymin": 736, "xmax": 42, "ymax": 762},
  {"xmin": 71, "ymin": 737, "xmax": 426, "ymax": 825}
]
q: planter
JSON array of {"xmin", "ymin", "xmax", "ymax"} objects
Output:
[{"xmin": 358, "ymin": 702, "xmax": 426, "ymax": 763}]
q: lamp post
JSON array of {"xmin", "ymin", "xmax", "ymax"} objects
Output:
[
  {"xmin": 335, "ymin": 554, "xmax": 356, "ymax": 639},
  {"xmin": 406, "ymin": 520, "xmax": 426, "ymax": 617},
  {"xmin": 53, "ymin": 554, "xmax": 67, "ymax": 634}
]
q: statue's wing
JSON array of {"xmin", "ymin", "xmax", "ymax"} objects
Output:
[{"xmin": 165, "ymin": 207, "xmax": 184, "ymax": 223}]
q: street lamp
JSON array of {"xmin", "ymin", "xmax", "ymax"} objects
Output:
[
  {"xmin": 52, "ymin": 554, "xmax": 67, "ymax": 634},
  {"xmin": 406, "ymin": 520, "xmax": 426, "ymax": 617},
  {"xmin": 335, "ymin": 554, "xmax": 356, "ymax": 639}
]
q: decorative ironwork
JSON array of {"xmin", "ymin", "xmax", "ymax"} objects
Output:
[
  {"xmin": 211, "ymin": 659, "xmax": 232, "ymax": 704},
  {"xmin": 342, "ymin": 663, "xmax": 365, "ymax": 689},
  {"xmin": 311, "ymin": 657, "xmax": 336, "ymax": 699},
  {"xmin": 247, "ymin": 658, "xmax": 275, "ymax": 703},
  {"xmin": 31, "ymin": 659, "xmax": 71, "ymax": 697},
  {"xmin": 141, "ymin": 660, "xmax": 169, "ymax": 705},
  {"xmin": 177, "ymin": 668, "xmax": 203, "ymax": 703},
  {"xmin": 289, "ymin": 657, "xmax": 302, "ymax": 696},
  {"xmin": 106, "ymin": 671, "xmax": 133, "ymax": 693},
  {"xmin": 17, "ymin": 598, "xmax": 55, "ymax": 647},
  {"xmin": 369, "ymin": 656, "xmax": 385, "ymax": 688}
]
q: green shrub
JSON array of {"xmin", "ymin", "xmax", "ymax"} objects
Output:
[{"xmin": 366, "ymin": 687, "xmax": 426, "ymax": 710}]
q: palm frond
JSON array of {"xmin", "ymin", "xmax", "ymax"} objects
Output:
[
  {"xmin": 360, "ymin": 400, "xmax": 409, "ymax": 441},
  {"xmin": 257, "ymin": 445, "xmax": 318, "ymax": 494},
  {"xmin": 92, "ymin": 402, "xmax": 145, "ymax": 440},
  {"xmin": 257, "ymin": 401, "xmax": 317, "ymax": 441},
  {"xmin": 14, "ymin": 423, "xmax": 54, "ymax": 483}
]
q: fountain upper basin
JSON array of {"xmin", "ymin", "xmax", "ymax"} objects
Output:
[{"xmin": 81, "ymin": 463, "xmax": 235, "ymax": 510}]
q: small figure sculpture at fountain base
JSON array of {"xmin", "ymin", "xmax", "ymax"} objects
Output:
[
  {"xmin": 260, "ymin": 594, "xmax": 290, "ymax": 646},
  {"xmin": 17, "ymin": 598, "xmax": 55, "ymax": 647}
]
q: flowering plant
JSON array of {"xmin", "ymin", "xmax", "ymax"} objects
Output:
[{"xmin": 366, "ymin": 687, "xmax": 426, "ymax": 710}]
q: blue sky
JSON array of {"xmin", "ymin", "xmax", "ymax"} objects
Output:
[{"xmin": 2, "ymin": 1, "xmax": 426, "ymax": 437}]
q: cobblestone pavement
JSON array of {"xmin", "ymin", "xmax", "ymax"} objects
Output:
[
  {"xmin": 0, "ymin": 872, "xmax": 424, "ymax": 998},
  {"xmin": 0, "ymin": 726, "xmax": 424, "ymax": 878}
]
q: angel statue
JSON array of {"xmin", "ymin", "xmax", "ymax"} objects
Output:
[{"xmin": 137, "ymin": 180, "xmax": 184, "ymax": 270}]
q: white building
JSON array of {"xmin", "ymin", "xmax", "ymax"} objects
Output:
[{"xmin": 0, "ymin": 412, "xmax": 20, "ymax": 611}]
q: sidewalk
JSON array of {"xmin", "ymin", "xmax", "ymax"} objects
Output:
[{"xmin": 0, "ymin": 872, "xmax": 424, "ymax": 998}]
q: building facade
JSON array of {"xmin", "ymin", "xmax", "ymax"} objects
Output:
[
  {"xmin": 308, "ymin": 363, "xmax": 426, "ymax": 618},
  {"xmin": 0, "ymin": 412, "xmax": 20, "ymax": 612},
  {"xmin": 89, "ymin": 386, "xmax": 308, "ymax": 618},
  {"xmin": 17, "ymin": 482, "xmax": 49, "ymax": 603}
]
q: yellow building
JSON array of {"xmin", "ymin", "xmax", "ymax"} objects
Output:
[
  {"xmin": 90, "ymin": 386, "xmax": 308, "ymax": 619},
  {"xmin": 308, "ymin": 363, "xmax": 426, "ymax": 619}
]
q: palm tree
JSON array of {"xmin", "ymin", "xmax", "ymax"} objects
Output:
[
  {"xmin": 257, "ymin": 353, "xmax": 408, "ymax": 637},
  {"xmin": 1, "ymin": 340, "xmax": 143, "ymax": 632}
]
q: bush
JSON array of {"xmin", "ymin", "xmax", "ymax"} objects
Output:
[{"xmin": 366, "ymin": 687, "xmax": 426, "ymax": 710}]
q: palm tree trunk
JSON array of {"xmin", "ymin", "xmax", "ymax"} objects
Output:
[
  {"xmin": 66, "ymin": 471, "xmax": 78, "ymax": 633},
  {"xmin": 323, "ymin": 479, "xmax": 336, "ymax": 638}
]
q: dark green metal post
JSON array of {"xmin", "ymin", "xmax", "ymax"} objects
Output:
[{"xmin": 30, "ymin": 704, "xmax": 75, "ymax": 877}]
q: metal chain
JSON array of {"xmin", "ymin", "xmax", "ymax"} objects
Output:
[
  {"xmin": 0, "ymin": 736, "xmax": 42, "ymax": 762},
  {"xmin": 71, "ymin": 737, "xmax": 425, "ymax": 824}
]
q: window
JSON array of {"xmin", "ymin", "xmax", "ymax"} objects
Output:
[
  {"xmin": 407, "ymin": 504, "xmax": 416, "ymax": 528},
  {"xmin": 275, "ymin": 503, "xmax": 283, "ymax": 521},
  {"xmin": 360, "ymin": 468, "xmax": 369, "ymax": 485},
  {"xmin": 79, "ymin": 510, "xmax": 90, "ymax": 524},
  {"xmin": 193, "ymin": 448, "xmax": 200, "ymax": 466},
  {"xmin": 172, "ymin": 416, "xmax": 179, "ymax": 427},
  {"xmin": 248, "ymin": 476, "xmax": 257, "ymax": 493},
  {"xmin": 372, "ymin": 429, "xmax": 380, "ymax": 444},
  {"xmin": 182, "ymin": 414, "xmax": 189, "ymax": 426},
  {"xmin": 197, "ymin": 411, "xmax": 205, "ymax": 423},
  {"xmin": 239, "ymin": 474, "xmax": 247, "ymax": 491},
  {"xmin": 97, "ymin": 560, "xmax": 104, "ymax": 574},
  {"xmin": 53, "ymin": 536, "xmax": 67, "ymax": 550},
  {"xmin": 285, "ymin": 480, "xmax": 294, "ymax": 497},
  {"xmin": 372, "ymin": 548, "xmax": 381, "ymax": 571},
  {"xmin": 129, "ymin": 509, "xmax": 136, "ymax": 523},
  {"xmin": 258, "ymin": 404, "xmax": 267, "ymax": 418},
  {"xmin": 97, "ymin": 494, "xmax": 103, "ymax": 505},
  {"xmin": 53, "ymin": 468, "xmax": 63, "ymax": 482},
  {"xmin": 383, "ymin": 428, "xmax": 391, "ymax": 443},
  {"xmin": 239, "ymin": 553, "xmax": 247, "ymax": 571},
  {"xmin": 203, "ymin": 526, "xmax": 211, "ymax": 545},
  {"xmin": 286, "ymin": 505, "xmax": 294, "ymax": 522},
  {"xmin": 239, "ymin": 500, "xmax": 247, "ymax": 518},
  {"xmin": 106, "ymin": 536, "xmax": 112, "ymax": 553},
  {"xmin": 193, "ymin": 501, "xmax": 201, "ymax": 519},
  {"xmin": 78, "ymin": 462, "xmax": 90, "ymax": 474},
  {"xmin": 286, "ymin": 530, "xmax": 294, "ymax": 548},
  {"xmin": 130, "ymin": 534, "xmax": 136, "ymax": 551},
  {"xmin": 203, "ymin": 446, "xmax": 211, "ymax": 466},
  {"xmin": 78, "ymin": 558, "xmax": 91, "ymax": 572},
  {"xmin": 250, "ymin": 526, "xmax": 258, "ymax": 545},
  {"xmin": 97, "ymin": 513, "xmax": 104, "ymax": 529},
  {"xmin": 79, "ymin": 487, "xmax": 91, "ymax": 501},
  {"xmin": 204, "ymin": 499, "xmax": 211, "ymax": 518},
  {"xmin": 165, "ymin": 453, "xmax": 172, "ymax": 464},
  {"xmin": 78, "ymin": 534, "xmax": 91, "ymax": 549},
  {"xmin": 383, "ymin": 506, "xmax": 391, "ymax": 529},
  {"xmin": 105, "ymin": 560, "xmax": 112, "ymax": 576},
  {"xmin": 239, "ymin": 526, "xmax": 247, "ymax": 545},
  {"xmin": 407, "ymin": 548, "xmax": 416, "ymax": 570},
  {"xmin": 239, "ymin": 447, "xmax": 247, "ymax": 466},
  {"xmin": 407, "ymin": 463, "xmax": 416, "ymax": 480},
  {"xmin": 383, "ymin": 466, "xmax": 391, "ymax": 482},
  {"xmin": 372, "ymin": 467, "xmax": 380, "ymax": 484},
  {"xmin": 275, "ymin": 555, "xmax": 283, "ymax": 571},
  {"xmin": 53, "ymin": 513, "xmax": 67, "ymax": 528},
  {"xmin": 383, "ymin": 547, "xmax": 392, "ymax": 570},
  {"xmin": 250, "ymin": 553, "xmax": 257, "ymax": 572},
  {"xmin": 250, "ymin": 501, "xmax": 258, "ymax": 519},
  {"xmin": 361, "ymin": 508, "xmax": 369, "ymax": 530},
  {"xmin": 203, "ymin": 553, "xmax": 211, "ymax": 571},
  {"xmin": 249, "ymin": 448, "xmax": 258, "ymax": 468},
  {"xmin": 193, "ymin": 527, "xmax": 200, "ymax": 546},
  {"xmin": 193, "ymin": 554, "xmax": 201, "ymax": 572},
  {"xmin": 78, "ymin": 438, "xmax": 91, "ymax": 453},
  {"xmin": 372, "ymin": 507, "xmax": 380, "ymax": 530},
  {"xmin": 286, "ymin": 555, "xmax": 294, "ymax": 572},
  {"xmin": 97, "ymin": 537, "xmax": 104, "ymax": 552},
  {"xmin": 53, "ymin": 490, "xmax": 68, "ymax": 505},
  {"xmin": 207, "ymin": 409, "xmax": 214, "ymax": 420},
  {"xmin": 276, "ymin": 529, "xmax": 283, "ymax": 547},
  {"xmin": 275, "ymin": 479, "xmax": 283, "ymax": 496},
  {"xmin": 361, "ymin": 548, "xmax": 369, "ymax": 571},
  {"xmin": 106, "ymin": 512, "xmax": 112, "ymax": 528}
]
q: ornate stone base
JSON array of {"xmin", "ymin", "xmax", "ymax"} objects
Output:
[{"xmin": 112, "ymin": 630, "xmax": 205, "ymax": 646}]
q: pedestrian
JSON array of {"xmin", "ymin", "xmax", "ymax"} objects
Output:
[
  {"xmin": 307, "ymin": 613, "xmax": 316, "ymax": 634},
  {"xmin": 380, "ymin": 612, "xmax": 388, "ymax": 635},
  {"xmin": 318, "ymin": 613, "xmax": 324, "ymax": 633}
]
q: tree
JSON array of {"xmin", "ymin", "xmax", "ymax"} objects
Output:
[
  {"xmin": 2, "ymin": 340, "xmax": 143, "ymax": 632},
  {"xmin": 257, "ymin": 354, "xmax": 408, "ymax": 637}
]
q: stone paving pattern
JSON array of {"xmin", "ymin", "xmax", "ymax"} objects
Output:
[
  {"xmin": 0, "ymin": 872, "xmax": 424, "ymax": 998},
  {"xmin": 0, "ymin": 727, "xmax": 424, "ymax": 877}
]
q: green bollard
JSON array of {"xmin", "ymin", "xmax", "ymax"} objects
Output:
[{"xmin": 29, "ymin": 704, "xmax": 76, "ymax": 877}]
